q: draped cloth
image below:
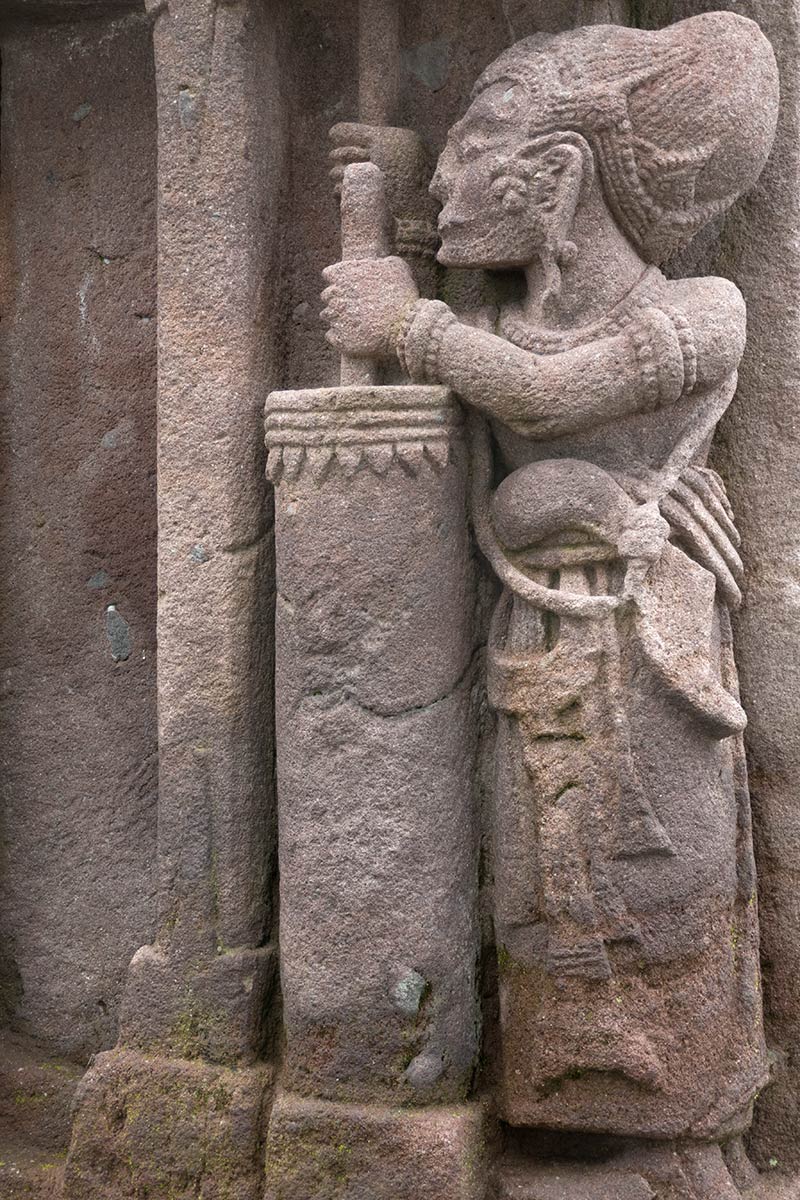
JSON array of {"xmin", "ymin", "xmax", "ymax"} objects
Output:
[{"xmin": 474, "ymin": 418, "xmax": 769, "ymax": 1137}]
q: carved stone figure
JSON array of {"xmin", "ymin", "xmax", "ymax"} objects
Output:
[{"xmin": 320, "ymin": 12, "xmax": 779, "ymax": 1197}]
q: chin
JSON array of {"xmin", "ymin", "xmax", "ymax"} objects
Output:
[
  {"xmin": 437, "ymin": 245, "xmax": 480, "ymax": 268},
  {"xmin": 437, "ymin": 234, "xmax": 529, "ymax": 271}
]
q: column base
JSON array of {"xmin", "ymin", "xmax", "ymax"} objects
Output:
[
  {"xmin": 264, "ymin": 1091, "xmax": 486, "ymax": 1200},
  {"xmin": 120, "ymin": 942, "xmax": 276, "ymax": 1066},
  {"xmin": 63, "ymin": 1048, "xmax": 272, "ymax": 1200}
]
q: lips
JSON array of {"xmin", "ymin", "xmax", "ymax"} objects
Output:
[{"xmin": 437, "ymin": 209, "xmax": 468, "ymax": 235}]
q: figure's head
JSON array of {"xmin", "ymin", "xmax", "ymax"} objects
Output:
[
  {"xmin": 432, "ymin": 12, "xmax": 779, "ymax": 273},
  {"xmin": 431, "ymin": 82, "xmax": 595, "ymax": 277}
]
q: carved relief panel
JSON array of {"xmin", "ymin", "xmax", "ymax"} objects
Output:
[{"xmin": 267, "ymin": 10, "xmax": 780, "ymax": 1199}]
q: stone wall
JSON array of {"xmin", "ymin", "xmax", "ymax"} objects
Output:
[{"xmin": 0, "ymin": 5, "xmax": 157, "ymax": 1061}]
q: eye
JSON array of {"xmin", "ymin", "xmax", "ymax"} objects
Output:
[{"xmin": 459, "ymin": 137, "xmax": 487, "ymax": 161}]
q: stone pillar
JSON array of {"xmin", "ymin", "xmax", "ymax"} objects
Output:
[
  {"xmin": 263, "ymin": 383, "xmax": 485, "ymax": 1200},
  {"xmin": 638, "ymin": 0, "xmax": 800, "ymax": 1185},
  {"xmin": 64, "ymin": 1, "xmax": 285, "ymax": 1195}
]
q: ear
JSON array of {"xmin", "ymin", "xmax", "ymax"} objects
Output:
[
  {"xmin": 529, "ymin": 135, "xmax": 594, "ymax": 225},
  {"xmin": 518, "ymin": 133, "xmax": 595, "ymax": 307}
]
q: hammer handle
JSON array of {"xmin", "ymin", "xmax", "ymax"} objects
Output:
[{"xmin": 340, "ymin": 161, "xmax": 392, "ymax": 386}]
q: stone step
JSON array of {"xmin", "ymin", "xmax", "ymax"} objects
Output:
[
  {"xmin": 0, "ymin": 1029, "xmax": 85, "ymax": 1198},
  {"xmin": 498, "ymin": 1158, "xmax": 655, "ymax": 1200}
]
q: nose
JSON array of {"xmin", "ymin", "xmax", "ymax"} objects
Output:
[{"xmin": 429, "ymin": 161, "xmax": 450, "ymax": 204}]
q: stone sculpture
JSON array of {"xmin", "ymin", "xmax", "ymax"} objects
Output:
[{"xmin": 315, "ymin": 11, "xmax": 780, "ymax": 1198}]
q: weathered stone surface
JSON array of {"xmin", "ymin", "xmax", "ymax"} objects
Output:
[
  {"xmin": 498, "ymin": 1140, "xmax": 762, "ymax": 1199},
  {"xmin": 0, "ymin": 0, "xmax": 136, "ymax": 21},
  {"xmin": 147, "ymin": 0, "xmax": 282, "ymax": 969},
  {"xmin": 62, "ymin": 0, "xmax": 285, "ymax": 1187},
  {"xmin": 662, "ymin": 2, "xmax": 800, "ymax": 1183},
  {"xmin": 630, "ymin": 2, "xmax": 800, "ymax": 1186},
  {"xmin": 266, "ymin": 385, "xmax": 480, "ymax": 1107},
  {"xmin": 0, "ymin": 8, "xmax": 158, "ymax": 1059},
  {"xmin": 0, "ymin": 1030, "xmax": 84, "ymax": 1198},
  {"xmin": 316, "ymin": 9, "xmax": 780, "ymax": 1196},
  {"xmin": 321, "ymin": 14, "xmax": 775, "ymax": 1173},
  {"xmin": 119, "ymin": 944, "xmax": 276, "ymax": 1068},
  {"xmin": 499, "ymin": 1160, "xmax": 654, "ymax": 1200},
  {"xmin": 4, "ymin": 2, "xmax": 800, "ymax": 1198},
  {"xmin": 0, "ymin": 1031, "xmax": 83, "ymax": 1159},
  {"xmin": 63, "ymin": 1050, "xmax": 272, "ymax": 1200},
  {"xmin": 264, "ymin": 1091, "xmax": 486, "ymax": 1200}
]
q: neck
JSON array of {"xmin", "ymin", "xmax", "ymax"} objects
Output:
[{"xmin": 521, "ymin": 186, "xmax": 647, "ymax": 329}]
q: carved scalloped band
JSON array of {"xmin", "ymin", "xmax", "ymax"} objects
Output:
[{"xmin": 264, "ymin": 384, "xmax": 461, "ymax": 485}]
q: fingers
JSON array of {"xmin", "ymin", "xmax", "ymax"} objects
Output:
[
  {"xmin": 330, "ymin": 146, "xmax": 370, "ymax": 164},
  {"xmin": 660, "ymin": 495, "xmax": 743, "ymax": 609},
  {"xmin": 692, "ymin": 464, "xmax": 735, "ymax": 521},
  {"xmin": 319, "ymin": 291, "xmax": 344, "ymax": 327},
  {"xmin": 680, "ymin": 466, "xmax": 740, "ymax": 545},
  {"xmin": 329, "ymin": 124, "xmax": 374, "ymax": 192},
  {"xmin": 670, "ymin": 480, "xmax": 744, "ymax": 582},
  {"xmin": 330, "ymin": 122, "xmax": 374, "ymax": 148}
]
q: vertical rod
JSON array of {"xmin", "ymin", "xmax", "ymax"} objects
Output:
[
  {"xmin": 575, "ymin": 0, "xmax": 630, "ymax": 23},
  {"xmin": 359, "ymin": 0, "xmax": 400, "ymax": 127},
  {"xmin": 340, "ymin": 0, "xmax": 400, "ymax": 386}
]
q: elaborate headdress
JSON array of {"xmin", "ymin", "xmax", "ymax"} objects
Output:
[{"xmin": 473, "ymin": 13, "xmax": 779, "ymax": 262}]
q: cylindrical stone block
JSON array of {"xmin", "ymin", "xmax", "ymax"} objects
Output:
[{"xmin": 265, "ymin": 384, "xmax": 479, "ymax": 1106}]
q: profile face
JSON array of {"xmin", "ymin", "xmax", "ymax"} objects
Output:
[{"xmin": 430, "ymin": 82, "xmax": 549, "ymax": 270}]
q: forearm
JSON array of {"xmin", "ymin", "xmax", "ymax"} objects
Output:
[{"xmin": 396, "ymin": 300, "xmax": 688, "ymax": 438}]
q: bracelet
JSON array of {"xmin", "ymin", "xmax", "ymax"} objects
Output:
[
  {"xmin": 660, "ymin": 303, "xmax": 698, "ymax": 394},
  {"xmin": 396, "ymin": 299, "xmax": 458, "ymax": 383},
  {"xmin": 629, "ymin": 307, "xmax": 685, "ymax": 411}
]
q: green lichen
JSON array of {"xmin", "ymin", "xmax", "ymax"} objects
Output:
[
  {"xmin": 496, "ymin": 944, "xmax": 526, "ymax": 977},
  {"xmin": 265, "ymin": 1121, "xmax": 356, "ymax": 1199},
  {"xmin": 166, "ymin": 993, "xmax": 230, "ymax": 1061}
]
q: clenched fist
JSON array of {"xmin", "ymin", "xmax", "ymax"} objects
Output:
[{"xmin": 321, "ymin": 256, "xmax": 419, "ymax": 359}]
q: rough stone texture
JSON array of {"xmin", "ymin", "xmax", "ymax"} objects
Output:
[
  {"xmin": 498, "ymin": 1141, "xmax": 781, "ymax": 1198},
  {"xmin": 62, "ymin": 0, "xmax": 287, "ymax": 1188},
  {"xmin": 0, "ymin": 8, "xmax": 158, "ymax": 1059},
  {"xmin": 702, "ymin": 1, "xmax": 800, "ymax": 1182},
  {"xmin": 638, "ymin": 1, "xmax": 800, "ymax": 1185},
  {"xmin": 63, "ymin": 1050, "xmax": 272, "ymax": 1200},
  {"xmin": 4, "ymin": 2, "xmax": 800, "ymax": 1198},
  {"xmin": 315, "ymin": 10, "xmax": 780, "ymax": 1197},
  {"xmin": 266, "ymin": 385, "xmax": 480, "ymax": 1107},
  {"xmin": 146, "ymin": 0, "xmax": 282, "ymax": 972},
  {"xmin": 0, "ymin": 1031, "xmax": 84, "ymax": 1199},
  {"xmin": 499, "ymin": 1159, "xmax": 655, "ymax": 1199},
  {"xmin": 320, "ymin": 8, "xmax": 775, "ymax": 1171},
  {"xmin": 278, "ymin": 0, "xmax": 627, "ymax": 396},
  {"xmin": 119, "ymin": 943, "xmax": 276, "ymax": 1068},
  {"xmin": 264, "ymin": 1091, "xmax": 487, "ymax": 1200}
]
